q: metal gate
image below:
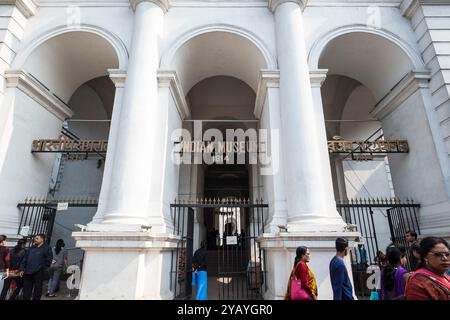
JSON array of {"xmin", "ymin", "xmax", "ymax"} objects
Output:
[
  {"xmin": 337, "ymin": 198, "xmax": 420, "ymax": 297},
  {"xmin": 387, "ymin": 204, "xmax": 421, "ymax": 271},
  {"xmin": 337, "ymin": 198, "xmax": 420, "ymax": 267},
  {"xmin": 170, "ymin": 198, "xmax": 267, "ymax": 300},
  {"xmin": 17, "ymin": 197, "xmax": 99, "ymax": 246}
]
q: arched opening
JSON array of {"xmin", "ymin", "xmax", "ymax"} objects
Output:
[
  {"xmin": 3, "ymin": 31, "xmax": 120, "ymax": 262},
  {"xmin": 171, "ymin": 30, "xmax": 267, "ymax": 300},
  {"xmin": 23, "ymin": 31, "xmax": 119, "ymax": 103},
  {"xmin": 318, "ymin": 31, "xmax": 444, "ymax": 297}
]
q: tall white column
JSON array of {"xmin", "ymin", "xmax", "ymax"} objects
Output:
[
  {"xmin": 90, "ymin": 70, "xmax": 126, "ymax": 225},
  {"xmin": 89, "ymin": 0, "xmax": 167, "ymax": 231},
  {"xmin": 270, "ymin": 0, "xmax": 345, "ymax": 231}
]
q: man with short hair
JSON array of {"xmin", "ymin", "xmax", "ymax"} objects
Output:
[
  {"xmin": 19, "ymin": 234, "xmax": 52, "ymax": 300},
  {"xmin": 329, "ymin": 237, "xmax": 354, "ymax": 300},
  {"xmin": 405, "ymin": 231, "xmax": 417, "ymax": 244},
  {"xmin": 405, "ymin": 231, "xmax": 418, "ymax": 271}
]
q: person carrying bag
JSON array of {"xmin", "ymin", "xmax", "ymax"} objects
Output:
[{"xmin": 284, "ymin": 246, "xmax": 318, "ymax": 300}]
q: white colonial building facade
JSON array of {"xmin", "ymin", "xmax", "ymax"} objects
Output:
[{"xmin": 0, "ymin": 0, "xmax": 450, "ymax": 300}]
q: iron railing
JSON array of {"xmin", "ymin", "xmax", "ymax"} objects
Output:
[{"xmin": 170, "ymin": 198, "xmax": 268, "ymax": 300}]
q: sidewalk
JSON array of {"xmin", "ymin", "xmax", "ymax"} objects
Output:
[{"xmin": 40, "ymin": 279, "xmax": 79, "ymax": 300}]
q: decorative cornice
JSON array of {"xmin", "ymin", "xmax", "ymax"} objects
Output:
[
  {"xmin": 108, "ymin": 69, "xmax": 127, "ymax": 88},
  {"xmin": 254, "ymin": 70, "xmax": 280, "ymax": 119},
  {"xmin": 310, "ymin": 69, "xmax": 328, "ymax": 88},
  {"xmin": 254, "ymin": 69, "xmax": 328, "ymax": 118},
  {"xmin": 0, "ymin": 0, "xmax": 37, "ymax": 18},
  {"xmin": 401, "ymin": 0, "xmax": 450, "ymax": 19},
  {"xmin": 5, "ymin": 70, "xmax": 73, "ymax": 121},
  {"xmin": 130, "ymin": 0, "xmax": 169, "ymax": 12},
  {"xmin": 268, "ymin": 0, "xmax": 308, "ymax": 13},
  {"xmin": 371, "ymin": 70, "xmax": 431, "ymax": 120},
  {"xmin": 400, "ymin": 0, "xmax": 420, "ymax": 19},
  {"xmin": 157, "ymin": 70, "xmax": 190, "ymax": 120}
]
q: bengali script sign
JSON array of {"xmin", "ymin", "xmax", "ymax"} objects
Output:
[
  {"xmin": 32, "ymin": 135, "xmax": 108, "ymax": 153},
  {"xmin": 328, "ymin": 136, "xmax": 409, "ymax": 154}
]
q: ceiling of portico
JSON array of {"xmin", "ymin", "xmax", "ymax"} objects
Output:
[
  {"xmin": 23, "ymin": 32, "xmax": 119, "ymax": 103},
  {"xmin": 171, "ymin": 31, "xmax": 267, "ymax": 95},
  {"xmin": 319, "ymin": 32, "xmax": 414, "ymax": 102}
]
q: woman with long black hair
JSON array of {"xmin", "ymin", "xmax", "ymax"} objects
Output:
[
  {"xmin": 405, "ymin": 237, "xmax": 450, "ymax": 300},
  {"xmin": 46, "ymin": 239, "xmax": 67, "ymax": 298},
  {"xmin": 284, "ymin": 246, "xmax": 318, "ymax": 300},
  {"xmin": 380, "ymin": 246, "xmax": 409, "ymax": 300}
]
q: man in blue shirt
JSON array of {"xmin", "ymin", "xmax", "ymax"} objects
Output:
[{"xmin": 329, "ymin": 237, "xmax": 354, "ymax": 300}]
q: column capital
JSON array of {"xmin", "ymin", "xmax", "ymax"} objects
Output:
[
  {"xmin": 310, "ymin": 69, "xmax": 328, "ymax": 88},
  {"xmin": 0, "ymin": 0, "xmax": 37, "ymax": 17},
  {"xmin": 5, "ymin": 70, "xmax": 73, "ymax": 121},
  {"xmin": 130, "ymin": 0, "xmax": 169, "ymax": 13},
  {"xmin": 268, "ymin": 0, "xmax": 308, "ymax": 13},
  {"xmin": 108, "ymin": 69, "xmax": 127, "ymax": 88},
  {"xmin": 371, "ymin": 70, "xmax": 431, "ymax": 120}
]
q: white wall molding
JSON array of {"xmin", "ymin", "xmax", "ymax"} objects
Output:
[
  {"xmin": 254, "ymin": 69, "xmax": 280, "ymax": 119},
  {"xmin": 130, "ymin": 0, "xmax": 170, "ymax": 12},
  {"xmin": 157, "ymin": 70, "xmax": 190, "ymax": 120},
  {"xmin": 401, "ymin": 0, "xmax": 450, "ymax": 19},
  {"xmin": 310, "ymin": 69, "xmax": 328, "ymax": 88},
  {"xmin": 5, "ymin": 70, "xmax": 73, "ymax": 121},
  {"xmin": 371, "ymin": 70, "xmax": 431, "ymax": 120},
  {"xmin": 268, "ymin": 0, "xmax": 308, "ymax": 12},
  {"xmin": 108, "ymin": 69, "xmax": 127, "ymax": 88},
  {"xmin": 0, "ymin": 0, "xmax": 37, "ymax": 18}
]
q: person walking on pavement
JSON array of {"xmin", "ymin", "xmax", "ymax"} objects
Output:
[
  {"xmin": 19, "ymin": 234, "xmax": 53, "ymax": 300},
  {"xmin": 46, "ymin": 239, "xmax": 67, "ymax": 298},
  {"xmin": 329, "ymin": 237, "xmax": 354, "ymax": 300}
]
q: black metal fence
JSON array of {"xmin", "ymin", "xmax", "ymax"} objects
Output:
[
  {"xmin": 337, "ymin": 198, "xmax": 420, "ymax": 297},
  {"xmin": 17, "ymin": 197, "xmax": 99, "ymax": 246},
  {"xmin": 337, "ymin": 198, "xmax": 420, "ymax": 267},
  {"xmin": 170, "ymin": 198, "xmax": 268, "ymax": 300}
]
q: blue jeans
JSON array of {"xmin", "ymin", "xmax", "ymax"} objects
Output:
[
  {"xmin": 48, "ymin": 266, "xmax": 63, "ymax": 294},
  {"xmin": 192, "ymin": 271, "xmax": 208, "ymax": 300}
]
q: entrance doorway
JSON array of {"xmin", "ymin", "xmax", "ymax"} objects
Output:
[{"xmin": 171, "ymin": 164, "xmax": 267, "ymax": 300}]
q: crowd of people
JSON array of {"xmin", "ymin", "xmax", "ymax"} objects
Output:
[
  {"xmin": 284, "ymin": 233, "xmax": 450, "ymax": 300},
  {"xmin": 2, "ymin": 231, "xmax": 450, "ymax": 301},
  {"xmin": 0, "ymin": 234, "xmax": 68, "ymax": 300}
]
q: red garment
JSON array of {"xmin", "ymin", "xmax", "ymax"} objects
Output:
[
  {"xmin": 0, "ymin": 246, "xmax": 10, "ymax": 271},
  {"xmin": 294, "ymin": 261, "xmax": 312, "ymax": 297},
  {"xmin": 405, "ymin": 268, "xmax": 450, "ymax": 300}
]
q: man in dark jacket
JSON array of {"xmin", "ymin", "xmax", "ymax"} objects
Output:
[{"xmin": 19, "ymin": 234, "xmax": 52, "ymax": 300}]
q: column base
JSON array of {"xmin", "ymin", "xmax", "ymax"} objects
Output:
[
  {"xmin": 259, "ymin": 231, "xmax": 360, "ymax": 300},
  {"xmin": 286, "ymin": 214, "xmax": 348, "ymax": 232},
  {"xmin": 72, "ymin": 231, "xmax": 179, "ymax": 300}
]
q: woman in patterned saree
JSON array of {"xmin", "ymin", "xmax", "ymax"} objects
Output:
[
  {"xmin": 405, "ymin": 237, "xmax": 450, "ymax": 300},
  {"xmin": 285, "ymin": 246, "xmax": 318, "ymax": 300}
]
